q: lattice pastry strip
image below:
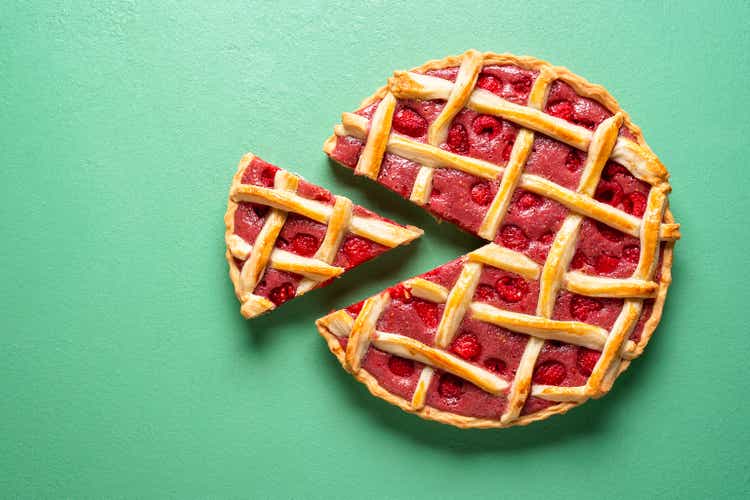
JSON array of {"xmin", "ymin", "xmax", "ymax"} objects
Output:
[
  {"xmin": 319, "ymin": 51, "xmax": 679, "ymax": 428},
  {"xmin": 225, "ymin": 153, "xmax": 422, "ymax": 319}
]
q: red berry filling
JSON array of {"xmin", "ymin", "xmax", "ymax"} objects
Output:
[
  {"xmin": 259, "ymin": 165, "xmax": 278, "ymax": 187},
  {"xmin": 437, "ymin": 373, "xmax": 464, "ymax": 400},
  {"xmin": 623, "ymin": 245, "xmax": 640, "ymax": 264},
  {"xmin": 476, "ymin": 74, "xmax": 501, "ymax": 94},
  {"xmin": 446, "ymin": 123, "xmax": 469, "ymax": 154},
  {"xmin": 389, "ymin": 283, "xmax": 412, "ymax": 302},
  {"xmin": 547, "ymin": 100, "xmax": 574, "ymax": 121},
  {"xmin": 484, "ymin": 358, "xmax": 507, "ymax": 375},
  {"xmin": 570, "ymin": 295, "xmax": 603, "ymax": 321},
  {"xmin": 517, "ymin": 192, "xmax": 542, "ymax": 212},
  {"xmin": 533, "ymin": 360, "xmax": 567, "ymax": 385},
  {"xmin": 414, "ymin": 300, "xmax": 439, "ymax": 328},
  {"xmin": 346, "ymin": 300, "xmax": 364, "ymax": 315},
  {"xmin": 595, "ymin": 221, "xmax": 624, "ymax": 242},
  {"xmin": 576, "ymin": 348, "xmax": 601, "ymax": 376},
  {"xmin": 570, "ymin": 250, "xmax": 590, "ymax": 270},
  {"xmin": 565, "ymin": 149, "xmax": 584, "ymax": 172},
  {"xmin": 623, "ymin": 192, "xmax": 647, "ymax": 217},
  {"xmin": 500, "ymin": 225, "xmax": 530, "ymax": 251},
  {"xmin": 472, "ymin": 114, "xmax": 503, "ymax": 138},
  {"xmin": 387, "ymin": 356, "xmax": 415, "ymax": 377},
  {"xmin": 475, "ymin": 284, "xmax": 499, "ymax": 303},
  {"xmin": 470, "ymin": 182, "xmax": 492, "ymax": 205},
  {"xmin": 595, "ymin": 180, "xmax": 624, "ymax": 206},
  {"xmin": 269, "ymin": 282, "xmax": 295, "ymax": 306},
  {"xmin": 602, "ymin": 162, "xmax": 628, "ymax": 180},
  {"xmin": 495, "ymin": 276, "xmax": 529, "ymax": 303},
  {"xmin": 343, "ymin": 237, "xmax": 374, "ymax": 266},
  {"xmin": 450, "ymin": 333, "xmax": 481, "ymax": 361},
  {"xmin": 594, "ymin": 254, "xmax": 620, "ymax": 274},
  {"xmin": 392, "ymin": 107, "xmax": 427, "ymax": 137},
  {"xmin": 291, "ymin": 233, "xmax": 319, "ymax": 257}
]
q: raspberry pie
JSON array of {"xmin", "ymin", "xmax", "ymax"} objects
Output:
[
  {"xmin": 318, "ymin": 51, "xmax": 680, "ymax": 427},
  {"xmin": 225, "ymin": 153, "xmax": 422, "ymax": 319}
]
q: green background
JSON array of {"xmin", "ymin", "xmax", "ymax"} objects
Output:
[{"xmin": 2, "ymin": 1, "xmax": 748, "ymax": 498}]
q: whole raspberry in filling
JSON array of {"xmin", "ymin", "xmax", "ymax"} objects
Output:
[
  {"xmin": 623, "ymin": 245, "xmax": 640, "ymax": 264},
  {"xmin": 387, "ymin": 356, "xmax": 415, "ymax": 377},
  {"xmin": 594, "ymin": 254, "xmax": 620, "ymax": 274},
  {"xmin": 414, "ymin": 300, "xmax": 439, "ymax": 328},
  {"xmin": 343, "ymin": 237, "xmax": 374, "ymax": 266},
  {"xmin": 533, "ymin": 360, "xmax": 567, "ymax": 385},
  {"xmin": 547, "ymin": 100, "xmax": 574, "ymax": 121},
  {"xmin": 623, "ymin": 192, "xmax": 647, "ymax": 217},
  {"xmin": 269, "ymin": 282, "xmax": 295, "ymax": 306},
  {"xmin": 576, "ymin": 348, "xmax": 601, "ymax": 376},
  {"xmin": 602, "ymin": 162, "xmax": 628, "ymax": 180},
  {"xmin": 291, "ymin": 233, "xmax": 319, "ymax": 257},
  {"xmin": 438, "ymin": 373, "xmax": 464, "ymax": 400},
  {"xmin": 570, "ymin": 250, "xmax": 590, "ymax": 270},
  {"xmin": 476, "ymin": 74, "xmax": 501, "ymax": 94},
  {"xmin": 450, "ymin": 333, "xmax": 481, "ymax": 361},
  {"xmin": 570, "ymin": 295, "xmax": 603, "ymax": 321},
  {"xmin": 484, "ymin": 358, "xmax": 507, "ymax": 375},
  {"xmin": 475, "ymin": 284, "xmax": 499, "ymax": 303},
  {"xmin": 470, "ymin": 182, "xmax": 492, "ymax": 205},
  {"xmin": 258, "ymin": 167, "xmax": 277, "ymax": 188},
  {"xmin": 566, "ymin": 149, "xmax": 584, "ymax": 172},
  {"xmin": 392, "ymin": 107, "xmax": 427, "ymax": 137},
  {"xmin": 472, "ymin": 114, "xmax": 503, "ymax": 138},
  {"xmin": 495, "ymin": 276, "xmax": 529, "ymax": 303},
  {"xmin": 513, "ymin": 75, "xmax": 533, "ymax": 94},
  {"xmin": 446, "ymin": 123, "xmax": 469, "ymax": 154},
  {"xmin": 517, "ymin": 192, "xmax": 541, "ymax": 212},
  {"xmin": 595, "ymin": 180, "xmax": 624, "ymax": 206},
  {"xmin": 500, "ymin": 225, "xmax": 529, "ymax": 251}
]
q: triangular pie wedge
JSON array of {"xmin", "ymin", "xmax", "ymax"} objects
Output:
[
  {"xmin": 318, "ymin": 50, "xmax": 679, "ymax": 428},
  {"xmin": 225, "ymin": 153, "xmax": 423, "ymax": 319}
]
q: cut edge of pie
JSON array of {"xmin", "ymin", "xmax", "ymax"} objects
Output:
[
  {"xmin": 225, "ymin": 152, "xmax": 423, "ymax": 319},
  {"xmin": 317, "ymin": 50, "xmax": 679, "ymax": 428}
]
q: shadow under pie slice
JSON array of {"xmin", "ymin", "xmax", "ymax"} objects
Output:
[
  {"xmin": 317, "ymin": 50, "xmax": 679, "ymax": 428},
  {"xmin": 224, "ymin": 153, "xmax": 423, "ymax": 319}
]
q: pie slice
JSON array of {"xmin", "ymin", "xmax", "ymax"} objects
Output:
[
  {"xmin": 225, "ymin": 153, "xmax": 423, "ymax": 319},
  {"xmin": 317, "ymin": 50, "xmax": 679, "ymax": 428}
]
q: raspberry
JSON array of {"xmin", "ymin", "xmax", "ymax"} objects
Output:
[
  {"xmin": 595, "ymin": 221, "xmax": 624, "ymax": 242},
  {"xmin": 476, "ymin": 75, "xmax": 501, "ymax": 94},
  {"xmin": 387, "ymin": 356, "xmax": 415, "ymax": 377},
  {"xmin": 533, "ymin": 361, "xmax": 567, "ymax": 385},
  {"xmin": 576, "ymin": 348, "xmax": 601, "ymax": 376},
  {"xmin": 502, "ymin": 141, "xmax": 514, "ymax": 161},
  {"xmin": 259, "ymin": 166, "xmax": 278, "ymax": 187},
  {"xmin": 566, "ymin": 149, "xmax": 584, "ymax": 172},
  {"xmin": 602, "ymin": 162, "xmax": 628, "ymax": 180},
  {"xmin": 623, "ymin": 245, "xmax": 640, "ymax": 264},
  {"xmin": 517, "ymin": 192, "xmax": 542, "ymax": 212},
  {"xmin": 472, "ymin": 114, "xmax": 502, "ymax": 138},
  {"xmin": 595, "ymin": 180, "xmax": 624, "ymax": 206},
  {"xmin": 475, "ymin": 284, "xmax": 499, "ymax": 303},
  {"xmin": 495, "ymin": 276, "xmax": 529, "ymax": 303},
  {"xmin": 500, "ymin": 225, "xmax": 530, "ymax": 251},
  {"xmin": 450, "ymin": 333, "xmax": 481, "ymax": 361},
  {"xmin": 446, "ymin": 123, "xmax": 469, "ymax": 154},
  {"xmin": 269, "ymin": 282, "xmax": 295, "ymax": 306},
  {"xmin": 484, "ymin": 358, "xmax": 507, "ymax": 375},
  {"xmin": 547, "ymin": 100, "xmax": 574, "ymax": 121},
  {"xmin": 392, "ymin": 107, "xmax": 427, "ymax": 137},
  {"xmin": 343, "ymin": 237, "xmax": 373, "ymax": 266},
  {"xmin": 570, "ymin": 295, "xmax": 603, "ymax": 321},
  {"xmin": 623, "ymin": 192, "xmax": 647, "ymax": 217},
  {"xmin": 570, "ymin": 250, "xmax": 590, "ymax": 270},
  {"xmin": 251, "ymin": 203, "xmax": 269, "ymax": 218},
  {"xmin": 513, "ymin": 75, "xmax": 533, "ymax": 94},
  {"xmin": 291, "ymin": 233, "xmax": 319, "ymax": 257},
  {"xmin": 414, "ymin": 300, "xmax": 439, "ymax": 328},
  {"xmin": 388, "ymin": 283, "xmax": 411, "ymax": 302},
  {"xmin": 539, "ymin": 232, "xmax": 555, "ymax": 245},
  {"xmin": 346, "ymin": 300, "xmax": 364, "ymax": 315},
  {"xmin": 470, "ymin": 182, "xmax": 492, "ymax": 205},
  {"xmin": 438, "ymin": 373, "xmax": 464, "ymax": 400},
  {"xmin": 594, "ymin": 254, "xmax": 620, "ymax": 274}
]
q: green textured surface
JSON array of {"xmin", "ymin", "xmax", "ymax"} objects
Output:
[{"xmin": 1, "ymin": 1, "xmax": 748, "ymax": 498}]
